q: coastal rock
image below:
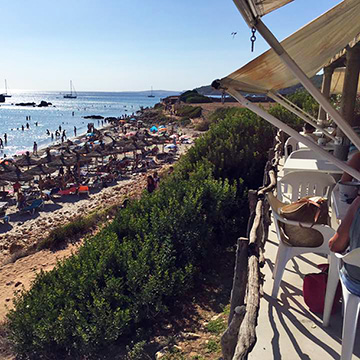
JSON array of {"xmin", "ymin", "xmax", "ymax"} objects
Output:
[
  {"xmin": 15, "ymin": 102, "xmax": 36, "ymax": 107},
  {"xmin": 83, "ymin": 115, "xmax": 104, "ymax": 119},
  {"xmin": 38, "ymin": 100, "xmax": 52, "ymax": 107},
  {"xmin": 9, "ymin": 242, "xmax": 24, "ymax": 254}
]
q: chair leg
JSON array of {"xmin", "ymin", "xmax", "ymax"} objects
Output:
[
  {"xmin": 341, "ymin": 287, "xmax": 360, "ymax": 360},
  {"xmin": 272, "ymin": 243, "xmax": 291, "ymax": 298},
  {"xmin": 323, "ymin": 253, "xmax": 340, "ymax": 327}
]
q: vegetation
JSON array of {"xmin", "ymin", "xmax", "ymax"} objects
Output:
[
  {"xmin": 179, "ymin": 90, "xmax": 212, "ymax": 104},
  {"xmin": 37, "ymin": 204, "xmax": 120, "ymax": 250},
  {"xmin": 176, "ymin": 105, "xmax": 202, "ymax": 119},
  {"xmin": 6, "ymin": 108, "xmax": 276, "ymax": 359}
]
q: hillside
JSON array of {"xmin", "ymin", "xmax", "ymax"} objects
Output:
[{"xmin": 195, "ymin": 74, "xmax": 323, "ymax": 96}]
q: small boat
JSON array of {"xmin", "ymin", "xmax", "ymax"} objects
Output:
[
  {"xmin": 148, "ymin": 87, "xmax": 155, "ymax": 98},
  {"xmin": 64, "ymin": 80, "xmax": 77, "ymax": 99},
  {"xmin": 2, "ymin": 79, "xmax": 11, "ymax": 98}
]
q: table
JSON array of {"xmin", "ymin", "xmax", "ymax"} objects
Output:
[{"xmin": 283, "ymin": 158, "xmax": 343, "ymax": 175}]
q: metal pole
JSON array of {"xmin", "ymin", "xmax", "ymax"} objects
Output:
[
  {"xmin": 268, "ymin": 91, "xmax": 336, "ymax": 140},
  {"xmin": 227, "ymin": 88, "xmax": 360, "ymax": 181},
  {"xmin": 255, "ymin": 18, "xmax": 360, "ymax": 152}
]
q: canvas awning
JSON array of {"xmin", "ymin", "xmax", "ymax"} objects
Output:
[
  {"xmin": 330, "ymin": 67, "xmax": 360, "ymax": 95},
  {"xmin": 220, "ymin": 0, "xmax": 360, "ymax": 94},
  {"xmin": 233, "ymin": 0, "xmax": 293, "ymax": 21}
]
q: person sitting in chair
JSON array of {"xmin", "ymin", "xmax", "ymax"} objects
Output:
[{"xmin": 329, "ymin": 196, "xmax": 360, "ymax": 295}]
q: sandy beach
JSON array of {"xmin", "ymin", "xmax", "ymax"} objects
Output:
[{"xmin": 0, "ymin": 119, "xmax": 198, "ymax": 323}]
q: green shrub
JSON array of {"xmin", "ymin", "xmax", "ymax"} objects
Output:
[
  {"xmin": 7, "ymin": 108, "xmax": 275, "ymax": 358},
  {"xmin": 194, "ymin": 119, "xmax": 210, "ymax": 132},
  {"xmin": 176, "ymin": 105, "xmax": 202, "ymax": 119},
  {"xmin": 185, "ymin": 95, "xmax": 212, "ymax": 104},
  {"xmin": 179, "ymin": 90, "xmax": 212, "ymax": 104}
]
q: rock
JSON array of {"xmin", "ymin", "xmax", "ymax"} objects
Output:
[
  {"xmin": 15, "ymin": 102, "xmax": 36, "ymax": 107},
  {"xmin": 83, "ymin": 115, "xmax": 104, "ymax": 119},
  {"xmin": 6, "ymin": 281, "xmax": 13, "ymax": 286},
  {"xmin": 14, "ymin": 281, "xmax": 22, "ymax": 287},
  {"xmin": 181, "ymin": 332, "xmax": 201, "ymax": 340},
  {"xmin": 5, "ymin": 298, "xmax": 10, "ymax": 302},
  {"xmin": 9, "ymin": 242, "xmax": 24, "ymax": 254},
  {"xmin": 37, "ymin": 100, "xmax": 52, "ymax": 107}
]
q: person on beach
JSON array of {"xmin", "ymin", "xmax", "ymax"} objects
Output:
[
  {"xmin": 147, "ymin": 175, "xmax": 156, "ymax": 193},
  {"xmin": 17, "ymin": 191, "xmax": 27, "ymax": 210},
  {"xmin": 33, "ymin": 141, "xmax": 38, "ymax": 155},
  {"xmin": 74, "ymin": 126, "xmax": 77, "ymax": 137},
  {"xmin": 46, "ymin": 129, "xmax": 50, "ymax": 136},
  {"xmin": 59, "ymin": 125, "xmax": 62, "ymax": 132},
  {"xmin": 4, "ymin": 133, "xmax": 7, "ymax": 145},
  {"xmin": 13, "ymin": 181, "xmax": 21, "ymax": 193},
  {"xmin": 51, "ymin": 133, "xmax": 54, "ymax": 141},
  {"xmin": 0, "ymin": 138, "xmax": 3, "ymax": 149},
  {"xmin": 26, "ymin": 123, "xmax": 29, "ymax": 130},
  {"xmin": 21, "ymin": 125, "xmax": 24, "ymax": 131}
]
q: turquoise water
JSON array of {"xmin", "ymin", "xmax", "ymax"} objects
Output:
[{"xmin": 0, "ymin": 90, "xmax": 177, "ymax": 156}]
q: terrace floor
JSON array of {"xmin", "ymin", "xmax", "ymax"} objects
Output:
[{"xmin": 249, "ymin": 166, "xmax": 360, "ymax": 360}]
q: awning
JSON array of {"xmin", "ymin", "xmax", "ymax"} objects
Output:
[
  {"xmin": 220, "ymin": 0, "xmax": 360, "ymax": 94},
  {"xmin": 233, "ymin": 0, "xmax": 293, "ymax": 19},
  {"xmin": 330, "ymin": 67, "xmax": 360, "ymax": 95}
]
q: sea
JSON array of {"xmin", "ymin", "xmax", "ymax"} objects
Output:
[{"xmin": 0, "ymin": 90, "xmax": 178, "ymax": 157}]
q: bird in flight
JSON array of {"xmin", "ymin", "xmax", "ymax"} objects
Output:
[{"xmin": 231, "ymin": 32, "xmax": 237, "ymax": 39}]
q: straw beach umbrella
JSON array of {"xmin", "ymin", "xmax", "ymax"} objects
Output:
[
  {"xmin": 2, "ymin": 168, "xmax": 34, "ymax": 182},
  {"xmin": 48, "ymin": 155, "xmax": 77, "ymax": 168},
  {"xmin": 15, "ymin": 153, "xmax": 41, "ymax": 167},
  {"xmin": 24, "ymin": 165, "xmax": 57, "ymax": 177}
]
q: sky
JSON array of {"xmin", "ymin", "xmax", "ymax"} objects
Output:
[{"xmin": 0, "ymin": 0, "xmax": 342, "ymax": 92}]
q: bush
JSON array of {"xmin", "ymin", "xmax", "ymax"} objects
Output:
[
  {"xmin": 176, "ymin": 105, "xmax": 202, "ymax": 119},
  {"xmin": 179, "ymin": 90, "xmax": 212, "ymax": 104},
  {"xmin": 7, "ymin": 108, "xmax": 276, "ymax": 358},
  {"xmin": 185, "ymin": 95, "xmax": 212, "ymax": 104}
]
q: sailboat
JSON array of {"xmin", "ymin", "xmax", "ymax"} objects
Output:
[
  {"xmin": 148, "ymin": 87, "xmax": 155, "ymax": 98},
  {"xmin": 2, "ymin": 80, "xmax": 11, "ymax": 98},
  {"xmin": 64, "ymin": 80, "xmax": 77, "ymax": 99}
]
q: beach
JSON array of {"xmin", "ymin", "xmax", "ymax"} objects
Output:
[{"xmin": 0, "ymin": 117, "xmax": 197, "ymax": 322}]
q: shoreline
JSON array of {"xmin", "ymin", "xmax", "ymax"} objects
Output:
[{"xmin": 0, "ymin": 126, "xmax": 197, "ymax": 322}]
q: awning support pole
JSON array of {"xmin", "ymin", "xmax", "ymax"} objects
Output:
[
  {"xmin": 274, "ymin": 92, "xmax": 319, "ymax": 125},
  {"xmin": 267, "ymin": 91, "xmax": 336, "ymax": 141},
  {"xmin": 253, "ymin": 18, "xmax": 360, "ymax": 152},
  {"xmin": 227, "ymin": 87, "xmax": 360, "ymax": 181}
]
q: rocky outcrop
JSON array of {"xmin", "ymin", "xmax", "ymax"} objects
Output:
[
  {"xmin": 83, "ymin": 115, "xmax": 104, "ymax": 119},
  {"xmin": 15, "ymin": 102, "xmax": 36, "ymax": 107},
  {"xmin": 38, "ymin": 101, "xmax": 52, "ymax": 107}
]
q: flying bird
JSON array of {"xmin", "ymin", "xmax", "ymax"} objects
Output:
[{"xmin": 231, "ymin": 32, "xmax": 237, "ymax": 39}]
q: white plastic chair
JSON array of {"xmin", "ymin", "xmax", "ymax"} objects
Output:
[
  {"xmin": 335, "ymin": 249, "xmax": 360, "ymax": 360},
  {"xmin": 266, "ymin": 192, "xmax": 336, "ymax": 298},
  {"xmin": 287, "ymin": 149, "xmax": 320, "ymax": 159},
  {"xmin": 284, "ymin": 137, "xmax": 299, "ymax": 160},
  {"xmin": 277, "ymin": 171, "xmax": 336, "ymax": 204}
]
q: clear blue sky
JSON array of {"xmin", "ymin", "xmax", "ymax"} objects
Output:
[{"xmin": 1, "ymin": 0, "xmax": 341, "ymax": 92}]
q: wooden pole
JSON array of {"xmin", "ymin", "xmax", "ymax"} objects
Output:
[
  {"xmin": 318, "ymin": 66, "xmax": 335, "ymax": 123},
  {"xmin": 228, "ymin": 238, "xmax": 249, "ymax": 325},
  {"xmin": 221, "ymin": 306, "xmax": 246, "ymax": 360},
  {"xmin": 335, "ymin": 43, "xmax": 360, "ymax": 160}
]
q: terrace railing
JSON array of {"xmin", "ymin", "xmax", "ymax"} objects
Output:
[{"xmin": 221, "ymin": 130, "xmax": 283, "ymax": 360}]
